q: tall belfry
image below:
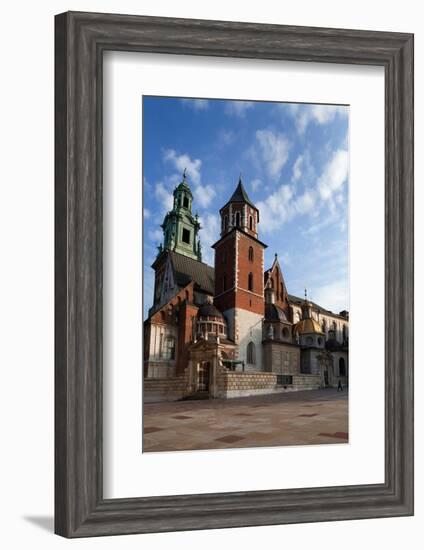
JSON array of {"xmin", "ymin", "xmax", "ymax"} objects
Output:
[
  {"xmin": 212, "ymin": 177, "xmax": 267, "ymax": 370},
  {"xmin": 159, "ymin": 171, "xmax": 202, "ymax": 261}
]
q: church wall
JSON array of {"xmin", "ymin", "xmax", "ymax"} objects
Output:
[
  {"xmin": 214, "ymin": 232, "xmax": 236, "ymax": 310},
  {"xmin": 262, "ymin": 341, "xmax": 300, "ymax": 374},
  {"xmin": 176, "ymin": 301, "xmax": 198, "ymax": 375},
  {"xmin": 266, "ymin": 261, "xmax": 290, "ymax": 315},
  {"xmin": 292, "ymin": 305, "xmax": 302, "ymax": 323},
  {"xmin": 225, "ymin": 308, "xmax": 263, "ymax": 371},
  {"xmin": 235, "ymin": 232, "xmax": 264, "ymax": 317},
  {"xmin": 215, "ymin": 370, "xmax": 321, "ymax": 398},
  {"xmin": 300, "ymin": 349, "xmax": 321, "ymax": 375},
  {"xmin": 330, "ymin": 350, "xmax": 349, "ymax": 380},
  {"xmin": 144, "ymin": 322, "xmax": 178, "ymax": 378}
]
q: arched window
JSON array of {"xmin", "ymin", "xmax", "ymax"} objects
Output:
[
  {"xmin": 248, "ymin": 272, "xmax": 254, "ymax": 292},
  {"xmin": 248, "ymin": 246, "xmax": 254, "ymax": 261},
  {"xmin": 223, "ymin": 215, "xmax": 228, "ymax": 232},
  {"xmin": 235, "ymin": 212, "xmax": 241, "ymax": 227},
  {"xmin": 183, "ymin": 195, "xmax": 189, "ymax": 208},
  {"xmin": 342, "ymin": 324, "xmax": 348, "ymax": 343},
  {"xmin": 247, "ymin": 341, "xmax": 256, "ymax": 364},
  {"xmin": 185, "ymin": 290, "xmax": 189, "ymax": 301},
  {"xmin": 160, "ymin": 311, "xmax": 166, "ymax": 322},
  {"xmin": 249, "ymin": 215, "xmax": 253, "ymax": 230},
  {"xmin": 322, "ymin": 319, "xmax": 327, "ymax": 333},
  {"xmin": 280, "ymin": 283, "xmax": 284, "ymax": 300},
  {"xmin": 271, "ymin": 278, "xmax": 274, "ymax": 289},
  {"xmin": 282, "ymin": 327, "xmax": 290, "ymax": 339},
  {"xmin": 163, "ymin": 337, "xmax": 175, "ymax": 360},
  {"xmin": 339, "ymin": 357, "xmax": 346, "ymax": 376}
]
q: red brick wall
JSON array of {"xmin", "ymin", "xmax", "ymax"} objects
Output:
[
  {"xmin": 236, "ymin": 233, "xmax": 265, "ymax": 316},
  {"xmin": 214, "ymin": 231, "xmax": 265, "ymax": 316},
  {"xmin": 268, "ymin": 263, "xmax": 290, "ymax": 317},
  {"xmin": 148, "ymin": 283, "xmax": 199, "ymax": 375},
  {"xmin": 214, "ymin": 234, "xmax": 236, "ymax": 312}
]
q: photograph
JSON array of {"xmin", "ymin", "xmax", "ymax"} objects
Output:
[{"xmin": 142, "ymin": 96, "xmax": 349, "ymax": 452}]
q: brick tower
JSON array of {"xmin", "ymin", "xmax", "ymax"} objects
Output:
[{"xmin": 212, "ymin": 177, "xmax": 267, "ymax": 370}]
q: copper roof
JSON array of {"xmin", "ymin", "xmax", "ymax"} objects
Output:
[{"xmin": 294, "ymin": 318, "xmax": 323, "ymax": 335}]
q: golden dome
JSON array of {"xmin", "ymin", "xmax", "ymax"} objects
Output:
[{"xmin": 294, "ymin": 318, "xmax": 323, "ymax": 335}]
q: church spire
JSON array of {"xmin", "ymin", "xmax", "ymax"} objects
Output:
[
  {"xmin": 159, "ymin": 171, "xmax": 202, "ymax": 261},
  {"xmin": 219, "ymin": 175, "xmax": 259, "ymax": 238}
]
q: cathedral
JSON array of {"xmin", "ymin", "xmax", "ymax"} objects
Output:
[{"xmin": 143, "ymin": 174, "xmax": 349, "ymax": 402}]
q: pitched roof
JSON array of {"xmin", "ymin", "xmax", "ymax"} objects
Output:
[
  {"xmin": 288, "ymin": 293, "xmax": 348, "ymax": 319},
  {"xmin": 169, "ymin": 250, "xmax": 214, "ymax": 295},
  {"xmin": 221, "ymin": 178, "xmax": 257, "ymax": 211}
]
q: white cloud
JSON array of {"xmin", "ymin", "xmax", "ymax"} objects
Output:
[
  {"xmin": 196, "ymin": 185, "xmax": 216, "ymax": 209},
  {"xmin": 250, "ymin": 178, "xmax": 262, "ymax": 192},
  {"xmin": 292, "ymin": 155, "xmax": 303, "ymax": 182},
  {"xmin": 277, "ymin": 251, "xmax": 292, "ymax": 267},
  {"xmin": 163, "ymin": 149, "xmax": 202, "ymax": 185},
  {"xmin": 302, "ymin": 216, "xmax": 336, "ymax": 236},
  {"xmin": 180, "ymin": 98, "xmax": 209, "ymax": 111},
  {"xmin": 294, "ymin": 189, "xmax": 316, "ymax": 214},
  {"xmin": 317, "ymin": 149, "xmax": 348, "ymax": 201},
  {"xmin": 218, "ymin": 129, "xmax": 235, "ymax": 145},
  {"xmin": 162, "ymin": 149, "xmax": 216, "ymax": 208},
  {"xmin": 224, "ymin": 100, "xmax": 254, "ymax": 117},
  {"xmin": 198, "ymin": 212, "xmax": 220, "ymax": 265},
  {"xmin": 148, "ymin": 228, "xmax": 163, "ymax": 242},
  {"xmin": 311, "ymin": 280, "xmax": 349, "ymax": 314},
  {"xmin": 288, "ymin": 104, "xmax": 348, "ymax": 134},
  {"xmin": 255, "ymin": 129, "xmax": 290, "ymax": 180},
  {"xmin": 155, "ymin": 181, "xmax": 173, "ymax": 212},
  {"xmin": 257, "ymin": 184, "xmax": 295, "ymax": 232}
]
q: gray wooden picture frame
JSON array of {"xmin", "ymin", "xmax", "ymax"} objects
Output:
[{"xmin": 55, "ymin": 11, "xmax": 414, "ymax": 538}]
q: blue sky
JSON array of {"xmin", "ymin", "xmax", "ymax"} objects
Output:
[{"xmin": 143, "ymin": 96, "xmax": 349, "ymax": 319}]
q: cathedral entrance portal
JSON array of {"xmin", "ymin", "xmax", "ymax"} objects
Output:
[{"xmin": 197, "ymin": 361, "xmax": 210, "ymax": 393}]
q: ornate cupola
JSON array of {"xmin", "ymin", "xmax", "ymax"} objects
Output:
[
  {"xmin": 301, "ymin": 289, "xmax": 314, "ymax": 320},
  {"xmin": 294, "ymin": 289, "xmax": 324, "ymax": 348},
  {"xmin": 219, "ymin": 176, "xmax": 259, "ymax": 238},
  {"xmin": 159, "ymin": 170, "xmax": 202, "ymax": 261}
]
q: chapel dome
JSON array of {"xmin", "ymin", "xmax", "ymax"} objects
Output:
[
  {"xmin": 197, "ymin": 301, "xmax": 224, "ymax": 320},
  {"xmin": 294, "ymin": 318, "xmax": 323, "ymax": 335},
  {"xmin": 265, "ymin": 303, "xmax": 288, "ymax": 323}
]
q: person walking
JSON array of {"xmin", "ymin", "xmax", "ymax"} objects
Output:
[{"xmin": 337, "ymin": 379, "xmax": 343, "ymax": 392}]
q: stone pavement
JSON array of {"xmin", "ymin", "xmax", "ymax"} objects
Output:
[{"xmin": 143, "ymin": 388, "xmax": 348, "ymax": 452}]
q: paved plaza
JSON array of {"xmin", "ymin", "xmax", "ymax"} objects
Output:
[{"xmin": 143, "ymin": 388, "xmax": 348, "ymax": 452}]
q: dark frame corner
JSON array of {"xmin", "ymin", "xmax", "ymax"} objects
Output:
[{"xmin": 55, "ymin": 11, "xmax": 414, "ymax": 538}]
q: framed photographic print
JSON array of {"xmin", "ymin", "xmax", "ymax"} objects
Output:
[{"xmin": 55, "ymin": 11, "xmax": 414, "ymax": 537}]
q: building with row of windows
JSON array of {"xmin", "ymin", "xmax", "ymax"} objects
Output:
[{"xmin": 143, "ymin": 174, "xmax": 348, "ymax": 401}]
